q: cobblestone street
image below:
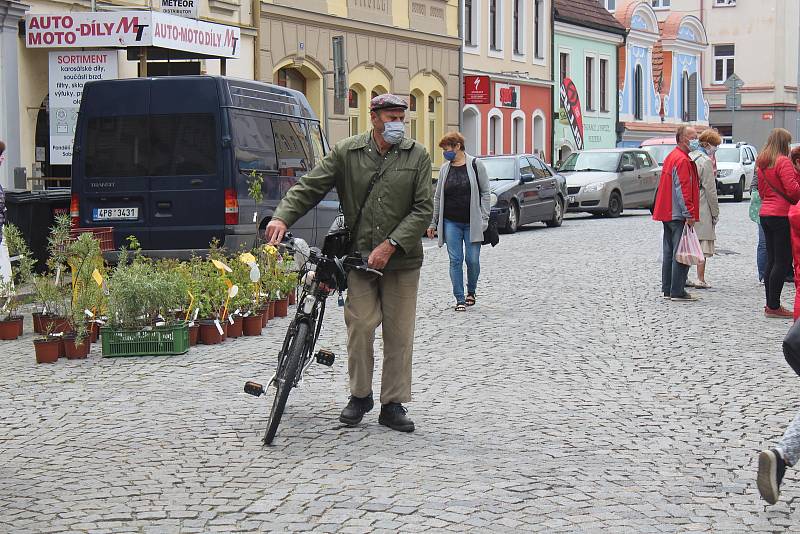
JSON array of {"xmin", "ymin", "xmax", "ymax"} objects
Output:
[{"xmin": 3, "ymin": 200, "xmax": 800, "ymax": 533}]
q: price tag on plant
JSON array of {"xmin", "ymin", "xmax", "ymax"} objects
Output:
[
  {"xmin": 193, "ymin": 308, "xmax": 200, "ymax": 321},
  {"xmin": 228, "ymin": 315, "xmax": 234, "ymax": 325},
  {"xmin": 214, "ymin": 319, "xmax": 224, "ymax": 335}
]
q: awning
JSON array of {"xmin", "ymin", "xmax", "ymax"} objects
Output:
[{"xmin": 24, "ymin": 11, "xmax": 241, "ymax": 59}]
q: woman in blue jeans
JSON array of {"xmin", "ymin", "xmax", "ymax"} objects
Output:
[{"xmin": 428, "ymin": 132, "xmax": 490, "ymax": 311}]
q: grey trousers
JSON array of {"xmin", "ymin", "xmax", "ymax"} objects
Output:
[
  {"xmin": 777, "ymin": 409, "xmax": 800, "ymax": 466},
  {"xmin": 343, "ymin": 268, "xmax": 421, "ymax": 405}
]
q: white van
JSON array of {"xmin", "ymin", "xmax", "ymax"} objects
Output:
[{"xmin": 715, "ymin": 142, "xmax": 757, "ymax": 202}]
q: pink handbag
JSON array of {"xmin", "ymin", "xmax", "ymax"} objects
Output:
[{"xmin": 676, "ymin": 225, "xmax": 705, "ymax": 266}]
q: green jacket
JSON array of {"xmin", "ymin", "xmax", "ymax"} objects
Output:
[{"xmin": 273, "ymin": 130, "xmax": 433, "ymax": 271}]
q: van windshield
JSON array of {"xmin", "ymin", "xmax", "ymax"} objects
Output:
[
  {"xmin": 85, "ymin": 114, "xmax": 217, "ymax": 177},
  {"xmin": 715, "ymin": 147, "xmax": 740, "ymax": 163}
]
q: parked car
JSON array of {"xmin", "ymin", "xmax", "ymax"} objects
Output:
[
  {"xmin": 559, "ymin": 148, "xmax": 661, "ymax": 218},
  {"xmin": 640, "ymin": 136, "xmax": 676, "ymax": 165},
  {"xmin": 70, "ymin": 75, "xmax": 337, "ymax": 257},
  {"xmin": 478, "ymin": 154, "xmax": 567, "ymax": 233},
  {"xmin": 715, "ymin": 142, "xmax": 757, "ymax": 201}
]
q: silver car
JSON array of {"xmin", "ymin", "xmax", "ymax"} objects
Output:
[{"xmin": 560, "ymin": 149, "xmax": 661, "ymax": 218}]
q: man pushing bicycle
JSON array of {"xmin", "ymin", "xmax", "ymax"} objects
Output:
[{"xmin": 265, "ymin": 94, "xmax": 433, "ymax": 432}]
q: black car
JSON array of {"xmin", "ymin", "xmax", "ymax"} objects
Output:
[{"xmin": 477, "ymin": 154, "xmax": 567, "ymax": 233}]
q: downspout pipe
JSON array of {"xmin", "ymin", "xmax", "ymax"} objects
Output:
[
  {"xmin": 253, "ymin": 0, "xmax": 261, "ymax": 80},
  {"xmin": 549, "ymin": 1, "xmax": 555, "ymax": 163},
  {"xmin": 458, "ymin": 0, "xmax": 464, "ymax": 134}
]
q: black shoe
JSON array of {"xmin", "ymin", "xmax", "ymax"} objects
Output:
[
  {"xmin": 757, "ymin": 448, "xmax": 786, "ymax": 505},
  {"xmin": 378, "ymin": 403, "xmax": 415, "ymax": 432},
  {"xmin": 339, "ymin": 394, "xmax": 374, "ymax": 426}
]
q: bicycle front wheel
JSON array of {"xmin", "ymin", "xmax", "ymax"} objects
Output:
[{"xmin": 263, "ymin": 321, "xmax": 309, "ymax": 445}]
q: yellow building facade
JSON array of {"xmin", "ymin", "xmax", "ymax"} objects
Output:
[{"xmin": 260, "ymin": 0, "xmax": 461, "ymax": 169}]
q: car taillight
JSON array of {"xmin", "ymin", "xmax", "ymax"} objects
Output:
[
  {"xmin": 70, "ymin": 194, "xmax": 80, "ymax": 228},
  {"xmin": 225, "ymin": 189, "xmax": 239, "ymax": 225}
]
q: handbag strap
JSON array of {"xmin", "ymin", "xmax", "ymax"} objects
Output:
[
  {"xmin": 349, "ymin": 171, "xmax": 382, "ymax": 239},
  {"xmin": 762, "ymin": 168, "xmax": 795, "ymax": 205}
]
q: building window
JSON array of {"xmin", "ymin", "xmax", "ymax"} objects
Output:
[
  {"xmin": 277, "ymin": 67, "xmax": 307, "ymax": 94},
  {"xmin": 682, "ymin": 72, "xmax": 698, "ymax": 121},
  {"xmin": 560, "ymin": 52, "xmax": 570, "ymax": 81},
  {"xmin": 409, "ymin": 91, "xmax": 423, "ymax": 141},
  {"xmin": 600, "ymin": 58, "xmax": 608, "ymax": 112},
  {"xmin": 409, "ymin": 94, "xmax": 417, "ymax": 112},
  {"xmin": 634, "ymin": 65, "xmax": 643, "ymax": 120},
  {"xmin": 490, "ymin": 0, "xmax": 502, "ymax": 51},
  {"xmin": 512, "ymin": 116, "xmax": 524, "ymax": 154},
  {"xmin": 489, "ymin": 114, "xmax": 502, "ymax": 155},
  {"xmin": 465, "ymin": 0, "xmax": 474, "ymax": 46},
  {"xmin": 651, "ymin": 0, "xmax": 670, "ymax": 8},
  {"xmin": 603, "ymin": 0, "xmax": 615, "ymax": 10},
  {"xmin": 534, "ymin": 0, "xmax": 545, "ymax": 59},
  {"xmin": 585, "ymin": 56, "xmax": 595, "ymax": 111},
  {"xmin": 714, "ymin": 44, "xmax": 735, "ymax": 84},
  {"xmin": 513, "ymin": 0, "xmax": 522, "ymax": 55},
  {"xmin": 349, "ymin": 87, "xmax": 361, "ymax": 136}
]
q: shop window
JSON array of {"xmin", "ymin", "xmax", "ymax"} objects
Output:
[
  {"xmin": 489, "ymin": 114, "xmax": 502, "ymax": 155},
  {"xmin": 512, "ymin": 116, "xmax": 524, "ymax": 154},
  {"xmin": 277, "ymin": 67, "xmax": 307, "ymax": 94}
]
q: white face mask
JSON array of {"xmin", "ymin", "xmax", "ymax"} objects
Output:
[
  {"xmin": 706, "ymin": 146, "xmax": 717, "ymax": 156},
  {"xmin": 381, "ymin": 121, "xmax": 405, "ymax": 145}
]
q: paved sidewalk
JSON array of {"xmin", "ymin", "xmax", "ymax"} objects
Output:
[{"xmin": 2, "ymin": 201, "xmax": 799, "ymax": 533}]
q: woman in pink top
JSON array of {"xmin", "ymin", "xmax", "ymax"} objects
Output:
[{"xmin": 757, "ymin": 128, "xmax": 800, "ymax": 318}]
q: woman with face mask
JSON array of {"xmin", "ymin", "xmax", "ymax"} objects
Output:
[
  {"xmin": 686, "ymin": 129, "xmax": 722, "ymax": 289},
  {"xmin": 427, "ymin": 132, "xmax": 490, "ymax": 311}
]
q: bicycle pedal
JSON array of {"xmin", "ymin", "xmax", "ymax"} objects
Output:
[
  {"xmin": 315, "ymin": 349, "xmax": 335, "ymax": 366},
  {"xmin": 244, "ymin": 381, "xmax": 265, "ymax": 396}
]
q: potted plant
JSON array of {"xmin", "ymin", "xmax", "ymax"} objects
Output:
[
  {"xmin": 102, "ymin": 243, "xmax": 190, "ymax": 357},
  {"xmin": 64, "ymin": 231, "xmax": 106, "ymax": 356},
  {"xmin": 190, "ymin": 251, "xmax": 228, "ymax": 345},
  {"xmin": 33, "ymin": 320, "xmax": 61, "ymax": 364},
  {"xmin": 0, "ymin": 224, "xmax": 36, "ymax": 339}
]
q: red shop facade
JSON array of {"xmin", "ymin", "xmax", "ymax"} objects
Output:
[{"xmin": 463, "ymin": 75, "xmax": 553, "ymax": 162}]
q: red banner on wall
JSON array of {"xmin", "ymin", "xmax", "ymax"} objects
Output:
[
  {"xmin": 559, "ymin": 77, "xmax": 584, "ymax": 150},
  {"xmin": 464, "ymin": 75, "xmax": 490, "ymax": 105}
]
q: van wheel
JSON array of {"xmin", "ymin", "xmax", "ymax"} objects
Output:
[{"xmin": 734, "ymin": 177, "xmax": 744, "ymax": 202}]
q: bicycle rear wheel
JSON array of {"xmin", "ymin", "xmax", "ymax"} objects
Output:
[{"xmin": 263, "ymin": 322, "xmax": 309, "ymax": 444}]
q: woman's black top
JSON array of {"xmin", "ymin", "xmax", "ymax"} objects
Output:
[{"xmin": 443, "ymin": 164, "xmax": 471, "ymax": 224}]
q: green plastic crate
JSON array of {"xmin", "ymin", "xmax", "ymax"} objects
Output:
[{"xmin": 100, "ymin": 323, "xmax": 190, "ymax": 357}]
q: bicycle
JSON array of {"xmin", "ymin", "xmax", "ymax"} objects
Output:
[{"xmin": 243, "ymin": 233, "xmax": 382, "ymax": 445}]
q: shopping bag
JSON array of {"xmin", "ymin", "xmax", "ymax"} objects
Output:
[
  {"xmin": 749, "ymin": 190, "xmax": 762, "ymax": 223},
  {"xmin": 675, "ymin": 225, "xmax": 705, "ymax": 266}
]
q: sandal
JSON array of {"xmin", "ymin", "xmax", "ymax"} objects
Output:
[
  {"xmin": 465, "ymin": 294, "xmax": 476, "ymax": 307},
  {"xmin": 455, "ymin": 303, "xmax": 467, "ymax": 312}
]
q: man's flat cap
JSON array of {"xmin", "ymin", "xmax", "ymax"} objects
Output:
[{"xmin": 370, "ymin": 93, "xmax": 408, "ymax": 112}]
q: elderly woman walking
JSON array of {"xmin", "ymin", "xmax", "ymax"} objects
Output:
[
  {"xmin": 427, "ymin": 132, "xmax": 490, "ymax": 311},
  {"xmin": 687, "ymin": 129, "xmax": 721, "ymax": 288}
]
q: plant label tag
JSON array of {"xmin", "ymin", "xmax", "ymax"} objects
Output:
[
  {"xmin": 252, "ymin": 212, "xmax": 258, "ymax": 223},
  {"xmin": 155, "ymin": 321, "xmax": 165, "ymax": 327},
  {"xmin": 193, "ymin": 308, "xmax": 200, "ymax": 320},
  {"xmin": 214, "ymin": 319, "xmax": 223, "ymax": 335},
  {"xmin": 55, "ymin": 267, "xmax": 61, "ymax": 285},
  {"xmin": 228, "ymin": 315, "xmax": 234, "ymax": 325},
  {"xmin": 84, "ymin": 309, "xmax": 94, "ymax": 318},
  {"xmin": 189, "ymin": 320, "xmax": 195, "ymax": 327}
]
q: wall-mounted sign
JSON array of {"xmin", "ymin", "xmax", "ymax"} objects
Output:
[
  {"xmin": 762, "ymin": 112, "xmax": 774, "ymax": 121},
  {"xmin": 161, "ymin": 0, "xmax": 198, "ymax": 19},
  {"xmin": 25, "ymin": 11, "xmax": 240, "ymax": 58},
  {"xmin": 559, "ymin": 77, "xmax": 584, "ymax": 150},
  {"xmin": 464, "ymin": 75, "xmax": 490, "ymax": 105},
  {"xmin": 48, "ymin": 51, "xmax": 118, "ymax": 165},
  {"xmin": 495, "ymin": 83, "xmax": 520, "ymax": 108}
]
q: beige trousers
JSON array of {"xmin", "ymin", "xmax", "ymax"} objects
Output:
[{"xmin": 343, "ymin": 268, "xmax": 421, "ymax": 404}]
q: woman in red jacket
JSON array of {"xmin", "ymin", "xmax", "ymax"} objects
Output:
[
  {"xmin": 758, "ymin": 128, "xmax": 800, "ymax": 318},
  {"xmin": 788, "ymin": 146, "xmax": 800, "ymax": 320}
]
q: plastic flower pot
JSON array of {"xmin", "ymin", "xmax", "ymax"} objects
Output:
[
  {"xmin": 243, "ymin": 315, "xmax": 263, "ymax": 336},
  {"xmin": 0, "ymin": 319, "xmax": 20, "ymax": 340},
  {"xmin": 227, "ymin": 315, "xmax": 244, "ymax": 338},
  {"xmin": 256, "ymin": 306, "xmax": 269, "ymax": 328},
  {"xmin": 32, "ymin": 312, "xmax": 44, "ymax": 334},
  {"xmin": 50, "ymin": 317, "xmax": 73, "ymax": 335},
  {"xmin": 188, "ymin": 323, "xmax": 200, "ymax": 346},
  {"xmin": 268, "ymin": 300, "xmax": 276, "ymax": 320},
  {"xmin": 289, "ymin": 290, "xmax": 296, "ymax": 305},
  {"xmin": 34, "ymin": 337, "xmax": 61, "ymax": 364},
  {"xmin": 86, "ymin": 321, "xmax": 100, "ymax": 344},
  {"xmin": 199, "ymin": 320, "xmax": 223, "ymax": 345},
  {"xmin": 12, "ymin": 316, "xmax": 23, "ymax": 337},
  {"xmin": 63, "ymin": 335, "xmax": 90, "ymax": 359},
  {"xmin": 275, "ymin": 298, "xmax": 289, "ymax": 318}
]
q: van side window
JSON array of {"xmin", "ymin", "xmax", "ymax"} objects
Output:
[
  {"xmin": 308, "ymin": 123, "xmax": 326, "ymax": 165},
  {"xmin": 272, "ymin": 120, "xmax": 312, "ymax": 185},
  {"xmin": 230, "ymin": 111, "xmax": 278, "ymax": 172},
  {"xmin": 86, "ymin": 116, "xmax": 149, "ymax": 177},
  {"xmin": 150, "ymin": 114, "xmax": 216, "ymax": 176}
]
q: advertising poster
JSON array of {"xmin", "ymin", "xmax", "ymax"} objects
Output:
[
  {"xmin": 559, "ymin": 77, "xmax": 584, "ymax": 150},
  {"xmin": 48, "ymin": 50, "xmax": 118, "ymax": 165}
]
